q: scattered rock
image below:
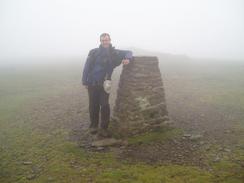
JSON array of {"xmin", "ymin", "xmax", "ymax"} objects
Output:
[
  {"xmin": 23, "ymin": 161, "xmax": 32, "ymax": 165},
  {"xmin": 205, "ymin": 146, "xmax": 211, "ymax": 151},
  {"xmin": 224, "ymin": 130, "xmax": 231, "ymax": 134},
  {"xmin": 199, "ymin": 141, "xmax": 205, "ymax": 145},
  {"xmin": 163, "ymin": 120, "xmax": 174, "ymax": 126},
  {"xmin": 218, "ymin": 147, "xmax": 224, "ymax": 151},
  {"xmin": 183, "ymin": 134, "xmax": 192, "ymax": 137},
  {"xmin": 213, "ymin": 156, "xmax": 221, "ymax": 162},
  {"xmin": 26, "ymin": 174, "xmax": 36, "ymax": 180},
  {"xmin": 183, "ymin": 133, "xmax": 203, "ymax": 141},
  {"xmin": 47, "ymin": 177, "xmax": 55, "ymax": 182},
  {"xmin": 96, "ymin": 146, "xmax": 105, "ymax": 150},
  {"xmin": 91, "ymin": 138, "xmax": 123, "ymax": 147},
  {"xmin": 120, "ymin": 145, "xmax": 126, "ymax": 149},
  {"xmin": 189, "ymin": 134, "xmax": 203, "ymax": 140},
  {"xmin": 121, "ymin": 140, "xmax": 129, "ymax": 146},
  {"xmin": 224, "ymin": 148, "xmax": 231, "ymax": 153}
]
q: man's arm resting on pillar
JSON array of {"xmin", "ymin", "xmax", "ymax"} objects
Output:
[{"xmin": 114, "ymin": 49, "xmax": 133, "ymax": 66}]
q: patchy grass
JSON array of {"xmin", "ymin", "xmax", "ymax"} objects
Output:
[
  {"xmin": 127, "ymin": 127, "xmax": 183, "ymax": 145},
  {"xmin": 211, "ymin": 160, "xmax": 244, "ymax": 183},
  {"xmin": 203, "ymin": 135, "xmax": 244, "ymax": 183},
  {"xmin": 197, "ymin": 70, "xmax": 244, "ymax": 183},
  {"xmin": 95, "ymin": 164, "xmax": 213, "ymax": 183},
  {"xmin": 1, "ymin": 63, "xmax": 244, "ymax": 182}
]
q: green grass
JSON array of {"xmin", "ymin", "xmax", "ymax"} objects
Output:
[
  {"xmin": 95, "ymin": 164, "xmax": 213, "ymax": 183},
  {"xmin": 203, "ymin": 143, "xmax": 244, "ymax": 183},
  {"xmin": 0, "ymin": 62, "xmax": 244, "ymax": 182},
  {"xmin": 127, "ymin": 127, "xmax": 183, "ymax": 145}
]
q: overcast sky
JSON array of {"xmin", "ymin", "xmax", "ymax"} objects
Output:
[{"xmin": 0, "ymin": 0, "xmax": 243, "ymax": 62}]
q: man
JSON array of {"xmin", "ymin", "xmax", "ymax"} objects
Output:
[{"xmin": 82, "ymin": 33, "xmax": 133, "ymax": 137}]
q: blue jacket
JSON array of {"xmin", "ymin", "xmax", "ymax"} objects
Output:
[{"xmin": 82, "ymin": 44, "xmax": 133, "ymax": 85}]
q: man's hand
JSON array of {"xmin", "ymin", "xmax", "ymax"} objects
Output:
[{"xmin": 122, "ymin": 59, "xmax": 130, "ymax": 65}]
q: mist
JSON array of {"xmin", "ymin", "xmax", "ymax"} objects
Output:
[
  {"xmin": 1, "ymin": 1, "xmax": 244, "ymax": 182},
  {"xmin": 0, "ymin": 0, "xmax": 244, "ymax": 66}
]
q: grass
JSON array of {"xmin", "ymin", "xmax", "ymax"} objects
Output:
[
  {"xmin": 95, "ymin": 164, "xmax": 213, "ymax": 183},
  {"xmin": 127, "ymin": 127, "xmax": 183, "ymax": 145},
  {"xmin": 0, "ymin": 62, "xmax": 244, "ymax": 182}
]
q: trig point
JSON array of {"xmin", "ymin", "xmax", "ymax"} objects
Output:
[{"xmin": 111, "ymin": 56, "xmax": 169, "ymax": 137}]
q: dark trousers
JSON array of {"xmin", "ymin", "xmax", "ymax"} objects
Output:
[{"xmin": 87, "ymin": 84, "xmax": 110, "ymax": 129}]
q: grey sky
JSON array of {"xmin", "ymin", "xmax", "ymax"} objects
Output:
[{"xmin": 0, "ymin": 0, "xmax": 243, "ymax": 61}]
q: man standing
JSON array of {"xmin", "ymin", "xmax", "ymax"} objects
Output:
[{"xmin": 82, "ymin": 33, "xmax": 133, "ymax": 137}]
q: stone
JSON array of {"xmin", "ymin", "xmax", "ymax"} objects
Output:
[
  {"xmin": 26, "ymin": 174, "xmax": 36, "ymax": 180},
  {"xmin": 23, "ymin": 161, "xmax": 32, "ymax": 165},
  {"xmin": 213, "ymin": 156, "xmax": 221, "ymax": 162},
  {"xmin": 224, "ymin": 148, "xmax": 231, "ymax": 153},
  {"xmin": 189, "ymin": 134, "xmax": 203, "ymax": 140},
  {"xmin": 183, "ymin": 133, "xmax": 202, "ymax": 140},
  {"xmin": 224, "ymin": 130, "xmax": 231, "ymax": 134},
  {"xmin": 111, "ymin": 56, "xmax": 169, "ymax": 137},
  {"xmin": 47, "ymin": 177, "xmax": 55, "ymax": 181},
  {"xmin": 96, "ymin": 146, "xmax": 105, "ymax": 150},
  {"xmin": 199, "ymin": 141, "xmax": 205, "ymax": 145},
  {"xmin": 183, "ymin": 134, "xmax": 192, "ymax": 138},
  {"xmin": 91, "ymin": 138, "xmax": 123, "ymax": 147}
]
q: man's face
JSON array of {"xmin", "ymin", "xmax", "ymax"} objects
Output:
[{"xmin": 100, "ymin": 35, "xmax": 111, "ymax": 48}]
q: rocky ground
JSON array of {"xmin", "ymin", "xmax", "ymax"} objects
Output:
[
  {"xmin": 68, "ymin": 64, "xmax": 244, "ymax": 172},
  {"xmin": 1, "ymin": 59, "xmax": 243, "ymax": 182}
]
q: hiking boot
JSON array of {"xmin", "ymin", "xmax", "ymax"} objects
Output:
[
  {"xmin": 97, "ymin": 128, "xmax": 111, "ymax": 138},
  {"xmin": 88, "ymin": 127, "xmax": 98, "ymax": 135}
]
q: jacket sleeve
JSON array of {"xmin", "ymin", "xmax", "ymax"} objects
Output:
[
  {"xmin": 114, "ymin": 49, "xmax": 133, "ymax": 67},
  {"xmin": 82, "ymin": 50, "xmax": 93, "ymax": 85}
]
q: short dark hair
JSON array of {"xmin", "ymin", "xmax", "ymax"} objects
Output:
[{"xmin": 100, "ymin": 33, "xmax": 111, "ymax": 41}]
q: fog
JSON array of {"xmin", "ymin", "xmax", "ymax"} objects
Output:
[{"xmin": 0, "ymin": 0, "xmax": 244, "ymax": 65}]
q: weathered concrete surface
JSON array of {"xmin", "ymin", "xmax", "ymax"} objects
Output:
[{"xmin": 111, "ymin": 56, "xmax": 169, "ymax": 137}]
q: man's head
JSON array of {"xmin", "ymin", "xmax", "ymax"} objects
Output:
[{"xmin": 100, "ymin": 33, "xmax": 111, "ymax": 48}]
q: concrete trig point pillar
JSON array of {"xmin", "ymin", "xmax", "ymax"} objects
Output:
[{"xmin": 111, "ymin": 56, "xmax": 169, "ymax": 137}]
